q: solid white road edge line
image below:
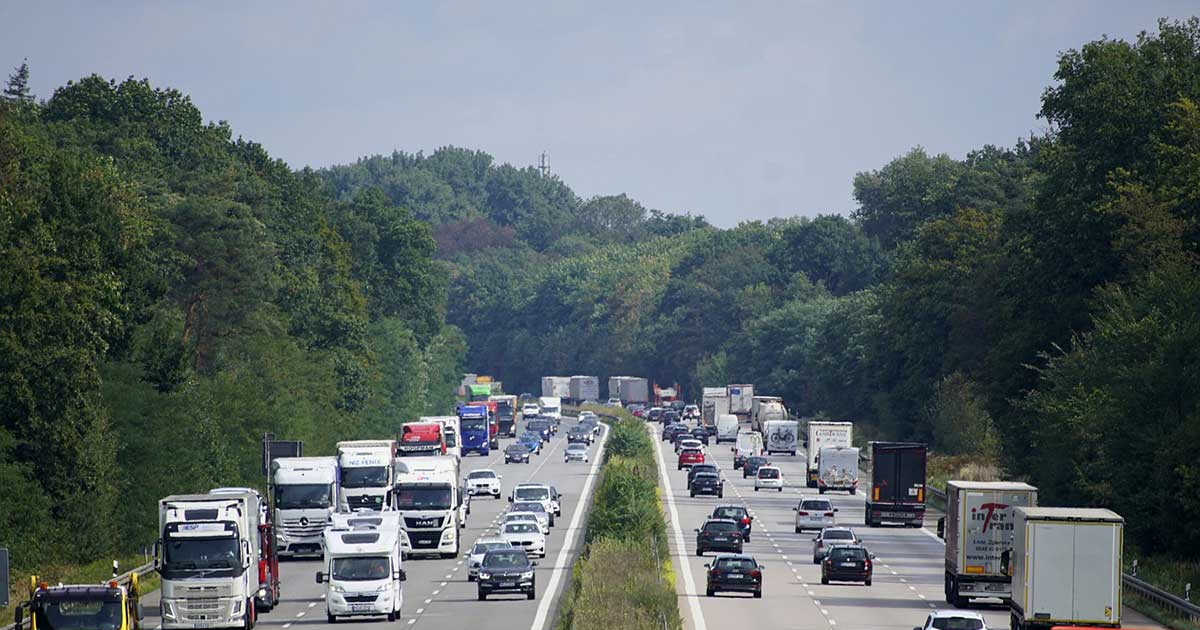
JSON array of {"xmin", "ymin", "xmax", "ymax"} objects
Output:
[
  {"xmin": 529, "ymin": 422, "xmax": 610, "ymax": 630},
  {"xmin": 652, "ymin": 425, "xmax": 708, "ymax": 630}
]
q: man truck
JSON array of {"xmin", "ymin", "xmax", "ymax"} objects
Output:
[
  {"xmin": 393, "ymin": 467, "xmax": 463, "ymax": 559},
  {"xmin": 941, "ymin": 480, "xmax": 1038, "ymax": 608},
  {"xmin": 805, "ymin": 421, "xmax": 852, "ymax": 487},
  {"xmin": 864, "ymin": 442, "xmax": 927, "ymax": 527}
]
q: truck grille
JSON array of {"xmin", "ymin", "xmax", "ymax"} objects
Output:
[
  {"xmin": 181, "ymin": 599, "xmax": 222, "ymax": 612},
  {"xmin": 181, "ymin": 584, "xmax": 232, "ymax": 598},
  {"xmin": 404, "ymin": 516, "xmax": 443, "ymax": 529},
  {"xmin": 344, "ymin": 595, "xmax": 378, "ymax": 604},
  {"xmin": 348, "ymin": 495, "xmax": 384, "ymax": 509},
  {"xmin": 281, "ymin": 518, "xmax": 326, "ymax": 537}
]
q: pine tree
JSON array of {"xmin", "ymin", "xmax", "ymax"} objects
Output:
[{"xmin": 3, "ymin": 59, "xmax": 33, "ymax": 102}]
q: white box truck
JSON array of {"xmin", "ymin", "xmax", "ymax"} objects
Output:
[
  {"xmin": 700, "ymin": 387, "xmax": 727, "ymax": 435},
  {"xmin": 538, "ymin": 396, "xmax": 562, "ymax": 421},
  {"xmin": 337, "ymin": 440, "xmax": 398, "ymax": 512},
  {"xmin": 763, "ymin": 419, "xmax": 799, "ymax": 455},
  {"xmin": 609, "ymin": 376, "xmax": 649, "ymax": 404},
  {"xmin": 817, "ymin": 446, "xmax": 860, "ymax": 494},
  {"xmin": 157, "ymin": 492, "xmax": 262, "ymax": 629},
  {"xmin": 1008, "ymin": 507, "xmax": 1123, "ymax": 630},
  {"xmin": 805, "ymin": 421, "xmax": 852, "ymax": 487},
  {"xmin": 942, "ymin": 480, "xmax": 1038, "ymax": 607},
  {"xmin": 541, "ymin": 376, "xmax": 570, "ymax": 399},
  {"xmin": 568, "ymin": 375, "xmax": 600, "ymax": 403},
  {"xmin": 317, "ymin": 511, "xmax": 405, "ymax": 623},
  {"xmin": 271, "ymin": 456, "xmax": 339, "ymax": 557},
  {"xmin": 726, "ymin": 384, "xmax": 754, "ymax": 417}
]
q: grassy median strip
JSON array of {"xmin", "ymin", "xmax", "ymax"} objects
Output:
[{"xmin": 556, "ymin": 407, "xmax": 681, "ymax": 630}]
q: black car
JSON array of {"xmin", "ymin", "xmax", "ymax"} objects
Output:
[
  {"xmin": 689, "ymin": 427, "xmax": 710, "ymax": 445},
  {"xmin": 567, "ymin": 426, "xmax": 591, "ymax": 444},
  {"xmin": 820, "ymin": 544, "xmax": 873, "ymax": 586},
  {"xmin": 695, "ymin": 518, "xmax": 743, "ymax": 556},
  {"xmin": 477, "ymin": 548, "xmax": 537, "ymax": 600},
  {"xmin": 661, "ymin": 410, "xmax": 680, "ymax": 425},
  {"xmin": 711, "ymin": 505, "xmax": 753, "ymax": 542},
  {"xmin": 527, "ymin": 420, "xmax": 553, "ymax": 440},
  {"xmin": 742, "ymin": 456, "xmax": 770, "ymax": 478},
  {"xmin": 662, "ymin": 423, "xmax": 689, "ymax": 442},
  {"xmin": 578, "ymin": 418, "xmax": 600, "ymax": 435},
  {"xmin": 504, "ymin": 443, "xmax": 531, "ymax": 464},
  {"xmin": 690, "ymin": 473, "xmax": 724, "ymax": 498},
  {"xmin": 687, "ymin": 463, "xmax": 720, "ymax": 488},
  {"xmin": 705, "ymin": 554, "xmax": 763, "ymax": 598}
]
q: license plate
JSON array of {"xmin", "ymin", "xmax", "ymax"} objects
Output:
[
  {"xmin": 728, "ymin": 573, "xmax": 742, "ymax": 578},
  {"xmin": 880, "ymin": 512, "xmax": 908, "ymax": 518},
  {"xmin": 351, "ymin": 604, "xmax": 373, "ymax": 612},
  {"xmin": 500, "ymin": 582, "xmax": 515, "ymax": 587},
  {"xmin": 841, "ymin": 562, "xmax": 858, "ymax": 567}
]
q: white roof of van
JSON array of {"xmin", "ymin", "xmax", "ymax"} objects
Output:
[{"xmin": 324, "ymin": 526, "xmax": 400, "ymax": 556}]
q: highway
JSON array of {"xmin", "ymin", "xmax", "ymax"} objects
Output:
[
  {"xmin": 653, "ymin": 419, "xmax": 1166, "ymax": 630},
  {"xmin": 138, "ymin": 416, "xmax": 606, "ymax": 630}
]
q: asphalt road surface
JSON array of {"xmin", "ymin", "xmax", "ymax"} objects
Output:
[
  {"xmin": 652, "ymin": 418, "xmax": 1165, "ymax": 630},
  {"xmin": 140, "ymin": 415, "xmax": 607, "ymax": 630}
]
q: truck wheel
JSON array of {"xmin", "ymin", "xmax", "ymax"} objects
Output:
[{"xmin": 849, "ymin": 487, "xmax": 856, "ymax": 495}]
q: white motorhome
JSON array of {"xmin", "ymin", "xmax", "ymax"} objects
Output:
[
  {"xmin": 392, "ymin": 468, "xmax": 463, "ymax": 559},
  {"xmin": 317, "ymin": 512, "xmax": 405, "ymax": 623},
  {"xmin": 715, "ymin": 414, "xmax": 740, "ymax": 444},
  {"xmin": 421, "ymin": 416, "xmax": 461, "ymax": 459},
  {"xmin": 270, "ymin": 457, "xmax": 338, "ymax": 557},
  {"xmin": 805, "ymin": 421, "xmax": 852, "ymax": 487},
  {"xmin": 763, "ymin": 419, "xmax": 800, "ymax": 455},
  {"xmin": 538, "ymin": 396, "xmax": 562, "ymax": 421},
  {"xmin": 337, "ymin": 440, "xmax": 398, "ymax": 512},
  {"xmin": 734, "ymin": 431, "xmax": 764, "ymax": 464},
  {"xmin": 816, "ymin": 446, "xmax": 860, "ymax": 494},
  {"xmin": 157, "ymin": 492, "xmax": 262, "ymax": 629}
]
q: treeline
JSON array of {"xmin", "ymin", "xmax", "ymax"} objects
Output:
[
  {"xmin": 0, "ymin": 71, "xmax": 464, "ymax": 571},
  {"xmin": 327, "ymin": 19, "xmax": 1200, "ymax": 559}
]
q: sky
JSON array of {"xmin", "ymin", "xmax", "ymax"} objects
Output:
[{"xmin": 2, "ymin": 1, "xmax": 1196, "ymax": 227}]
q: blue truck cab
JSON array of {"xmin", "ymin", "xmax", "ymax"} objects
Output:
[{"xmin": 458, "ymin": 404, "xmax": 491, "ymax": 456}]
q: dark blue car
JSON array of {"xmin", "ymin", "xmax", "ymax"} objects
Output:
[{"xmin": 518, "ymin": 432, "xmax": 543, "ymax": 454}]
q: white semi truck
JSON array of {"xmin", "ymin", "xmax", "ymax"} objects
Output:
[
  {"xmin": 337, "ymin": 440, "xmax": 398, "ymax": 512},
  {"xmin": 726, "ymin": 384, "xmax": 754, "ymax": 418},
  {"xmin": 541, "ymin": 376, "xmax": 570, "ymax": 399},
  {"xmin": 568, "ymin": 375, "xmax": 600, "ymax": 403},
  {"xmin": 317, "ymin": 511, "xmax": 406, "ymax": 623},
  {"xmin": 271, "ymin": 457, "xmax": 339, "ymax": 557},
  {"xmin": 157, "ymin": 491, "xmax": 263, "ymax": 629},
  {"xmin": 941, "ymin": 480, "xmax": 1038, "ymax": 608},
  {"xmin": 1008, "ymin": 507, "xmax": 1124, "ymax": 630},
  {"xmin": 700, "ymin": 387, "xmax": 728, "ymax": 435},
  {"xmin": 750, "ymin": 395, "xmax": 784, "ymax": 433},
  {"xmin": 805, "ymin": 421, "xmax": 852, "ymax": 487},
  {"xmin": 392, "ymin": 463, "xmax": 464, "ymax": 559}
]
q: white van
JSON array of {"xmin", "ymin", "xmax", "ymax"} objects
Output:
[
  {"xmin": 318, "ymin": 512, "xmax": 405, "ymax": 623},
  {"xmin": 538, "ymin": 396, "xmax": 562, "ymax": 421},
  {"xmin": 715, "ymin": 414, "xmax": 740, "ymax": 444},
  {"xmin": 733, "ymin": 431, "xmax": 764, "ymax": 468}
]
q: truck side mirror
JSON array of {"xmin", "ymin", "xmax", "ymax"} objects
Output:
[
  {"xmin": 153, "ymin": 540, "xmax": 162, "ymax": 571},
  {"xmin": 937, "ymin": 517, "xmax": 945, "ymax": 540},
  {"xmin": 834, "ymin": 508, "xmax": 839, "ymax": 513},
  {"xmin": 136, "ymin": 601, "xmax": 145, "ymax": 621},
  {"xmin": 242, "ymin": 540, "xmax": 253, "ymax": 569},
  {"xmin": 315, "ymin": 572, "xmax": 326, "ymax": 584},
  {"xmin": 395, "ymin": 570, "xmax": 407, "ymax": 582}
]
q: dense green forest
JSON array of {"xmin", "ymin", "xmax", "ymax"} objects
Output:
[
  {"xmin": 2, "ymin": 17, "xmax": 1198, "ymax": 576},
  {"xmin": 324, "ymin": 19, "xmax": 1200, "ymax": 560}
]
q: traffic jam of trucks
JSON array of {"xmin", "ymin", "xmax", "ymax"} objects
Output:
[{"xmin": 13, "ymin": 371, "xmax": 1144, "ymax": 630}]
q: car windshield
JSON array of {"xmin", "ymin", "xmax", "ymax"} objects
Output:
[
  {"xmin": 468, "ymin": 470, "xmax": 496, "ymax": 479},
  {"xmin": 514, "ymin": 502, "xmax": 545, "ymax": 513},
  {"xmin": 748, "ymin": 457, "xmax": 767, "ymax": 465},
  {"xmin": 515, "ymin": 487, "xmax": 550, "ymax": 501},
  {"xmin": 801, "ymin": 500, "xmax": 832, "ymax": 511},
  {"xmin": 507, "ymin": 445, "xmax": 528, "ymax": 453},
  {"xmin": 507, "ymin": 514, "xmax": 536, "ymax": 522},
  {"xmin": 483, "ymin": 550, "xmax": 529, "ymax": 568},
  {"xmin": 331, "ymin": 556, "xmax": 390, "ymax": 581},
  {"xmin": 931, "ymin": 618, "xmax": 985, "ymax": 630},
  {"xmin": 394, "ymin": 487, "xmax": 453, "ymax": 510},
  {"xmin": 716, "ymin": 558, "xmax": 757, "ymax": 571},
  {"xmin": 704, "ymin": 521, "xmax": 738, "ymax": 533},
  {"xmin": 274, "ymin": 483, "xmax": 331, "ymax": 509},
  {"xmin": 823, "ymin": 530, "xmax": 855, "ymax": 540},
  {"xmin": 340, "ymin": 466, "xmax": 389, "ymax": 488},
  {"xmin": 505, "ymin": 523, "xmax": 539, "ymax": 534},
  {"xmin": 829, "ymin": 547, "xmax": 868, "ymax": 561},
  {"xmin": 714, "ymin": 508, "xmax": 746, "ymax": 519},
  {"xmin": 758, "ymin": 468, "xmax": 779, "ymax": 478},
  {"xmin": 568, "ymin": 444, "xmax": 586, "ymax": 451},
  {"xmin": 472, "ymin": 541, "xmax": 510, "ymax": 555},
  {"xmin": 34, "ymin": 599, "xmax": 124, "ymax": 630}
]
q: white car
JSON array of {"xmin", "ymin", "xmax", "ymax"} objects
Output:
[
  {"xmin": 504, "ymin": 511, "xmax": 547, "ymax": 535},
  {"xmin": 499, "ymin": 521, "xmax": 546, "ymax": 558},
  {"xmin": 510, "ymin": 501, "xmax": 551, "ymax": 531},
  {"xmin": 521, "ymin": 403, "xmax": 540, "ymax": 416},
  {"xmin": 564, "ymin": 442, "xmax": 589, "ymax": 463},
  {"xmin": 754, "ymin": 466, "xmax": 784, "ymax": 491},
  {"xmin": 683, "ymin": 405, "xmax": 700, "ymax": 420},
  {"xmin": 466, "ymin": 469, "xmax": 502, "ymax": 498},
  {"xmin": 914, "ymin": 610, "xmax": 989, "ymax": 630},
  {"xmin": 676, "ymin": 437, "xmax": 704, "ymax": 454},
  {"xmin": 467, "ymin": 537, "xmax": 512, "ymax": 581},
  {"xmin": 511, "ymin": 484, "xmax": 557, "ymax": 525},
  {"xmin": 605, "ymin": 398, "xmax": 623, "ymax": 407},
  {"xmin": 794, "ymin": 498, "xmax": 838, "ymax": 532}
]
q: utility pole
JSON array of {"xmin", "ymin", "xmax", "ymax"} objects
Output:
[{"xmin": 538, "ymin": 151, "xmax": 551, "ymax": 178}]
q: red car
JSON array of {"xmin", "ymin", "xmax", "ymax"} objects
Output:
[{"xmin": 678, "ymin": 447, "xmax": 705, "ymax": 470}]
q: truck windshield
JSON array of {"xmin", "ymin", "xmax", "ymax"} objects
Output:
[
  {"xmin": 34, "ymin": 599, "xmax": 124, "ymax": 630},
  {"xmin": 331, "ymin": 556, "xmax": 390, "ymax": 581},
  {"xmin": 341, "ymin": 466, "xmax": 388, "ymax": 488},
  {"xmin": 461, "ymin": 419, "xmax": 487, "ymax": 432},
  {"xmin": 394, "ymin": 487, "xmax": 453, "ymax": 510},
  {"xmin": 443, "ymin": 429, "xmax": 458, "ymax": 447},
  {"xmin": 164, "ymin": 535, "xmax": 240, "ymax": 572},
  {"xmin": 275, "ymin": 483, "xmax": 331, "ymax": 509}
]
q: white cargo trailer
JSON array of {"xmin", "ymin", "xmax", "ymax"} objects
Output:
[
  {"xmin": 726, "ymin": 384, "xmax": 754, "ymax": 416},
  {"xmin": 568, "ymin": 375, "xmax": 600, "ymax": 403},
  {"xmin": 701, "ymin": 387, "xmax": 728, "ymax": 435},
  {"xmin": 1009, "ymin": 507, "xmax": 1123, "ymax": 630},
  {"xmin": 541, "ymin": 376, "xmax": 570, "ymax": 399},
  {"xmin": 805, "ymin": 421, "xmax": 852, "ymax": 487},
  {"xmin": 942, "ymin": 480, "xmax": 1038, "ymax": 607}
]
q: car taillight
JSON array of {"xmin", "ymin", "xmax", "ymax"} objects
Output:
[
  {"xmin": 865, "ymin": 559, "xmax": 872, "ymax": 571},
  {"xmin": 749, "ymin": 570, "xmax": 761, "ymax": 579},
  {"xmin": 740, "ymin": 517, "xmax": 750, "ymax": 525},
  {"xmin": 797, "ymin": 511, "xmax": 809, "ymax": 516},
  {"xmin": 824, "ymin": 512, "xmax": 834, "ymax": 517},
  {"xmin": 817, "ymin": 541, "xmax": 824, "ymax": 548}
]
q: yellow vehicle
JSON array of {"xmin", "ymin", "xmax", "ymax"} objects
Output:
[{"xmin": 13, "ymin": 573, "xmax": 143, "ymax": 630}]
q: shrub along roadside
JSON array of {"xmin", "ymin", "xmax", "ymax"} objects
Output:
[{"xmin": 556, "ymin": 407, "xmax": 681, "ymax": 630}]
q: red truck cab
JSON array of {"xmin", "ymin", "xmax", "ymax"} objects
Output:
[{"xmin": 399, "ymin": 422, "xmax": 446, "ymax": 456}]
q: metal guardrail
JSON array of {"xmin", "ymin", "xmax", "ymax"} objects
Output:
[
  {"xmin": 1123, "ymin": 573, "xmax": 1200, "ymax": 623},
  {"xmin": 3, "ymin": 561, "xmax": 155, "ymax": 630}
]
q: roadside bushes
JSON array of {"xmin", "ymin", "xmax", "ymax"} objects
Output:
[{"xmin": 557, "ymin": 409, "xmax": 680, "ymax": 630}]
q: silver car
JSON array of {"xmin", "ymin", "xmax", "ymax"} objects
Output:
[
  {"xmin": 467, "ymin": 538, "xmax": 512, "ymax": 581},
  {"xmin": 794, "ymin": 499, "xmax": 837, "ymax": 532},
  {"xmin": 511, "ymin": 501, "xmax": 551, "ymax": 531},
  {"xmin": 812, "ymin": 527, "xmax": 860, "ymax": 564},
  {"xmin": 564, "ymin": 442, "xmax": 589, "ymax": 462}
]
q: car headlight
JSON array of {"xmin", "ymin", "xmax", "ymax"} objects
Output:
[
  {"xmin": 375, "ymin": 583, "xmax": 390, "ymax": 592},
  {"xmin": 520, "ymin": 571, "xmax": 534, "ymax": 579},
  {"xmin": 161, "ymin": 602, "xmax": 176, "ymax": 621},
  {"xmin": 479, "ymin": 572, "xmax": 491, "ymax": 580},
  {"xmin": 330, "ymin": 583, "xmax": 346, "ymax": 593}
]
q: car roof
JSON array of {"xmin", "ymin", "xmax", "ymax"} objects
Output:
[
  {"xmin": 705, "ymin": 517, "xmax": 739, "ymax": 524},
  {"xmin": 516, "ymin": 483, "xmax": 549, "ymax": 488},
  {"xmin": 928, "ymin": 610, "xmax": 986, "ymax": 620},
  {"xmin": 694, "ymin": 472, "xmax": 719, "ymax": 478},
  {"xmin": 473, "ymin": 537, "xmax": 511, "ymax": 546},
  {"xmin": 820, "ymin": 527, "xmax": 856, "ymax": 535},
  {"xmin": 713, "ymin": 504, "xmax": 747, "ymax": 511},
  {"xmin": 712, "ymin": 552, "xmax": 757, "ymax": 562},
  {"xmin": 758, "ymin": 465, "xmax": 780, "ymax": 470},
  {"xmin": 567, "ymin": 443, "xmax": 587, "ymax": 449}
]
